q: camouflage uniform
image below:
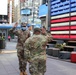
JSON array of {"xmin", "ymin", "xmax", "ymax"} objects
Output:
[
  {"xmin": 24, "ymin": 31, "xmax": 52, "ymax": 75},
  {"xmin": 9, "ymin": 27, "xmax": 30, "ymax": 72}
]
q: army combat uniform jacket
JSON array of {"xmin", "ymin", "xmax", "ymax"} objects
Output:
[
  {"xmin": 24, "ymin": 34, "xmax": 52, "ymax": 75},
  {"xmin": 9, "ymin": 27, "xmax": 30, "ymax": 49},
  {"xmin": 9, "ymin": 27, "xmax": 30, "ymax": 72}
]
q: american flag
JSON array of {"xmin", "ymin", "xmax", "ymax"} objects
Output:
[
  {"xmin": 50, "ymin": 0, "xmax": 76, "ymax": 39},
  {"xmin": 20, "ymin": 0, "xmax": 25, "ymax": 2}
]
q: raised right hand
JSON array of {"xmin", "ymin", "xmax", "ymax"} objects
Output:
[{"xmin": 14, "ymin": 22, "xmax": 18, "ymax": 27}]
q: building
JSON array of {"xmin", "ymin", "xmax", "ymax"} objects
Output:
[
  {"xmin": 38, "ymin": 0, "xmax": 48, "ymax": 29},
  {"xmin": 0, "ymin": 0, "xmax": 18, "ymax": 40},
  {"xmin": 14, "ymin": 0, "xmax": 21, "ymax": 22},
  {"xmin": 8, "ymin": 0, "xmax": 15, "ymax": 24},
  {"xmin": 0, "ymin": 0, "xmax": 8, "ymax": 24},
  {"xmin": 19, "ymin": 0, "xmax": 41, "ymax": 24},
  {"xmin": 13, "ymin": 0, "xmax": 42, "ymax": 24}
]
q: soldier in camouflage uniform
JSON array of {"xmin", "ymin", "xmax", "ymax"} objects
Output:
[
  {"xmin": 24, "ymin": 27, "xmax": 52, "ymax": 75},
  {"xmin": 9, "ymin": 22, "xmax": 30, "ymax": 75}
]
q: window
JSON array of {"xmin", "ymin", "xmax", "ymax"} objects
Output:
[{"xmin": 42, "ymin": 0, "xmax": 46, "ymax": 4}]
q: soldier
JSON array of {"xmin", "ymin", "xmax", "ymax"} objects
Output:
[
  {"xmin": 24, "ymin": 27, "xmax": 52, "ymax": 75},
  {"xmin": 9, "ymin": 22, "xmax": 30, "ymax": 75}
]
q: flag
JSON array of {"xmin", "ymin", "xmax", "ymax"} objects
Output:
[{"xmin": 50, "ymin": 0, "xmax": 76, "ymax": 39}]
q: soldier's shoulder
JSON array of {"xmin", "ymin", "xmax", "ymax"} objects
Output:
[
  {"xmin": 25, "ymin": 30, "xmax": 30, "ymax": 33},
  {"xmin": 39, "ymin": 34, "xmax": 46, "ymax": 38},
  {"xmin": 17, "ymin": 30, "xmax": 22, "ymax": 33},
  {"xmin": 25, "ymin": 35, "xmax": 33, "ymax": 42}
]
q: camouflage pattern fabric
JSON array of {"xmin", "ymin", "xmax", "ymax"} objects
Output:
[
  {"xmin": 9, "ymin": 27, "xmax": 30, "ymax": 72},
  {"xmin": 24, "ymin": 34, "xmax": 52, "ymax": 75}
]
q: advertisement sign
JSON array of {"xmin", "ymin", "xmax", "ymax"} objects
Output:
[
  {"xmin": 39, "ymin": 4, "xmax": 48, "ymax": 17},
  {"xmin": 21, "ymin": 9, "xmax": 31, "ymax": 15},
  {"xmin": 51, "ymin": 0, "xmax": 76, "ymax": 16}
]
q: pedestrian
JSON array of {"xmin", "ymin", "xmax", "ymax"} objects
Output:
[
  {"xmin": 27, "ymin": 24, "xmax": 33, "ymax": 36},
  {"xmin": 24, "ymin": 27, "xmax": 52, "ymax": 75},
  {"xmin": 8, "ymin": 35, "xmax": 11, "ymax": 41},
  {"xmin": 9, "ymin": 22, "xmax": 30, "ymax": 75}
]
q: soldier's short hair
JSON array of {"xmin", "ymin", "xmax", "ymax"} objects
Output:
[{"xmin": 34, "ymin": 28, "xmax": 41, "ymax": 33}]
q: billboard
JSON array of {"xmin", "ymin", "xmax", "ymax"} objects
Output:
[
  {"xmin": 0, "ymin": 0, "xmax": 8, "ymax": 15},
  {"xmin": 51, "ymin": 0, "xmax": 76, "ymax": 16},
  {"xmin": 39, "ymin": 4, "xmax": 48, "ymax": 17},
  {"xmin": 50, "ymin": 0, "xmax": 76, "ymax": 39},
  {"xmin": 21, "ymin": 9, "xmax": 31, "ymax": 15}
]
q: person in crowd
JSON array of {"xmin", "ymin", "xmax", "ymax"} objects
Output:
[
  {"xmin": 9, "ymin": 22, "xmax": 30, "ymax": 75},
  {"xmin": 8, "ymin": 35, "xmax": 11, "ymax": 41},
  {"xmin": 24, "ymin": 26, "xmax": 52, "ymax": 75},
  {"xmin": 27, "ymin": 24, "xmax": 33, "ymax": 36}
]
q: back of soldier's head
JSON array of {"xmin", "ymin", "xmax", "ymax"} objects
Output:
[{"xmin": 33, "ymin": 28, "xmax": 41, "ymax": 34}]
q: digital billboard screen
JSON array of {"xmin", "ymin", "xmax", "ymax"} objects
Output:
[
  {"xmin": 39, "ymin": 4, "xmax": 48, "ymax": 17},
  {"xmin": 21, "ymin": 9, "xmax": 31, "ymax": 15}
]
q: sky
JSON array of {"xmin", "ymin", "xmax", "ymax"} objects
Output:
[
  {"xmin": 0, "ymin": 0, "xmax": 19, "ymax": 15},
  {"xmin": 0, "ymin": 0, "xmax": 8, "ymax": 15},
  {"xmin": 14, "ymin": 0, "xmax": 18, "ymax": 6}
]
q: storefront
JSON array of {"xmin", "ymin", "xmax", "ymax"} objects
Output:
[
  {"xmin": 0, "ymin": 29, "xmax": 7, "ymax": 39},
  {"xmin": 0, "ymin": 24, "xmax": 20, "ymax": 40}
]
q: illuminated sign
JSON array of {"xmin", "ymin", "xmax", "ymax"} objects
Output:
[
  {"xmin": 21, "ymin": 9, "xmax": 31, "ymax": 15},
  {"xmin": 39, "ymin": 4, "xmax": 48, "ymax": 17},
  {"xmin": 51, "ymin": 0, "xmax": 76, "ymax": 16}
]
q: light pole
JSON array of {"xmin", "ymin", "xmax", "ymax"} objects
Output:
[
  {"xmin": 47, "ymin": 0, "xmax": 51, "ymax": 33},
  {"xmin": 32, "ymin": 0, "xmax": 35, "ymax": 24}
]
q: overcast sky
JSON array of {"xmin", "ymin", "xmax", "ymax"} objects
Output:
[
  {"xmin": 0, "ymin": 0, "xmax": 19, "ymax": 15},
  {"xmin": 14, "ymin": 0, "xmax": 18, "ymax": 6},
  {"xmin": 0, "ymin": 0, "xmax": 8, "ymax": 15}
]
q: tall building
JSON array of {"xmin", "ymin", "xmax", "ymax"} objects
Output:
[
  {"xmin": 20, "ymin": 0, "xmax": 41, "ymax": 24},
  {"xmin": 38, "ymin": 0, "xmax": 48, "ymax": 29},
  {"xmin": 0, "ymin": 0, "xmax": 8, "ymax": 23},
  {"xmin": 13, "ymin": 0, "xmax": 42, "ymax": 24},
  {"xmin": 8, "ymin": 0, "xmax": 15, "ymax": 24},
  {"xmin": 14, "ymin": 0, "xmax": 21, "ymax": 22}
]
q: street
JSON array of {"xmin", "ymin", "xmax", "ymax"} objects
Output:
[
  {"xmin": 0, "ymin": 41, "xmax": 76, "ymax": 75},
  {"xmin": 0, "ymin": 0, "xmax": 76, "ymax": 75}
]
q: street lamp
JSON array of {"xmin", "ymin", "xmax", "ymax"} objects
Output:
[
  {"xmin": 47, "ymin": 0, "xmax": 51, "ymax": 33},
  {"xmin": 32, "ymin": 0, "xmax": 35, "ymax": 24}
]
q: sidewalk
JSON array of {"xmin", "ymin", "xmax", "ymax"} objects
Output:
[
  {"xmin": 0, "ymin": 53, "xmax": 76, "ymax": 75},
  {"xmin": 0, "ymin": 53, "xmax": 19, "ymax": 75},
  {"xmin": 0, "ymin": 41, "xmax": 17, "ymax": 54},
  {"xmin": 0, "ymin": 41, "xmax": 76, "ymax": 75},
  {"xmin": 0, "ymin": 41, "xmax": 30, "ymax": 75}
]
